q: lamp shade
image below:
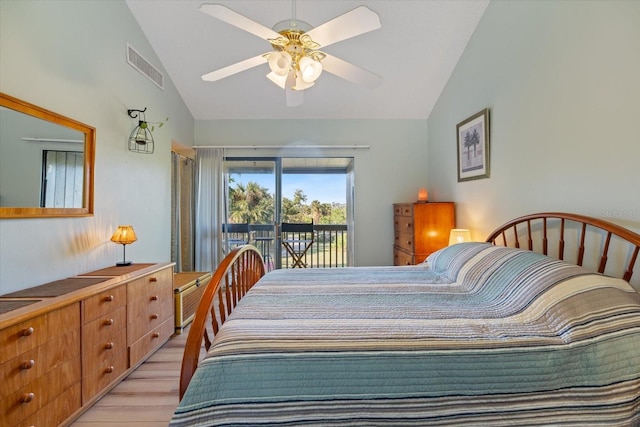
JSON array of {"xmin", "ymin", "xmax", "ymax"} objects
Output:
[
  {"xmin": 110, "ymin": 225, "xmax": 137, "ymax": 245},
  {"xmin": 268, "ymin": 51, "xmax": 292, "ymax": 76},
  {"xmin": 448, "ymin": 229, "xmax": 471, "ymax": 246},
  {"xmin": 293, "ymin": 72, "xmax": 315, "ymax": 90},
  {"xmin": 299, "ymin": 56, "xmax": 322, "ymax": 83}
]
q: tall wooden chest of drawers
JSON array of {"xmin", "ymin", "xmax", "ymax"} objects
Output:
[{"xmin": 393, "ymin": 202, "xmax": 455, "ymax": 265}]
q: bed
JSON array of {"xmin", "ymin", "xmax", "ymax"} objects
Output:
[{"xmin": 171, "ymin": 212, "xmax": 640, "ymax": 426}]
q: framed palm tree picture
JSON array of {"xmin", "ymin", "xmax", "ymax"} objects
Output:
[{"xmin": 456, "ymin": 108, "xmax": 490, "ymax": 182}]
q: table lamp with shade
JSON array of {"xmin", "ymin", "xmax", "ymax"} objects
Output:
[
  {"xmin": 110, "ymin": 225, "xmax": 137, "ymax": 266},
  {"xmin": 449, "ymin": 229, "xmax": 471, "ymax": 246}
]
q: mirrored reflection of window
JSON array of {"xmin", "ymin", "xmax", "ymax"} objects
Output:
[{"xmin": 41, "ymin": 150, "xmax": 84, "ymax": 208}]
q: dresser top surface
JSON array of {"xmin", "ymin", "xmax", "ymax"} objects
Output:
[
  {"xmin": 0, "ymin": 262, "xmax": 174, "ymax": 328},
  {"xmin": 1, "ymin": 277, "xmax": 110, "ymax": 298}
]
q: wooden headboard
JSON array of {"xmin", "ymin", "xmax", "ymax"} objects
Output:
[{"xmin": 486, "ymin": 212, "xmax": 640, "ymax": 285}]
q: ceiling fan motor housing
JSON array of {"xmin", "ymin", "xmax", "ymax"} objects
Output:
[{"xmin": 268, "ymin": 20, "xmax": 325, "ymax": 85}]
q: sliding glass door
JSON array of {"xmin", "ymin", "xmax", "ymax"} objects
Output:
[
  {"xmin": 224, "ymin": 156, "xmax": 353, "ymax": 269},
  {"xmin": 224, "ymin": 159, "xmax": 277, "ymax": 269}
]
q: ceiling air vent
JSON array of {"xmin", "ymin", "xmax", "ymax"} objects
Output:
[{"xmin": 127, "ymin": 43, "xmax": 164, "ymax": 90}]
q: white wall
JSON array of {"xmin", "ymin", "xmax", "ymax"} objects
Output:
[
  {"xmin": 428, "ymin": 0, "xmax": 640, "ymax": 240},
  {"xmin": 195, "ymin": 119, "xmax": 429, "ymax": 266},
  {"xmin": 0, "ymin": 1, "xmax": 194, "ymax": 293}
]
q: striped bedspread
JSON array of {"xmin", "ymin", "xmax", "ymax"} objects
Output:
[{"xmin": 171, "ymin": 243, "xmax": 640, "ymax": 426}]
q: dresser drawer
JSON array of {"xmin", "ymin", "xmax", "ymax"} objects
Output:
[
  {"xmin": 83, "ymin": 304, "xmax": 126, "ymax": 350},
  {"xmin": 1, "ymin": 328, "xmax": 79, "ymax": 399},
  {"xmin": 129, "ymin": 317, "xmax": 173, "ymax": 367},
  {"xmin": 127, "ymin": 268, "xmax": 173, "ymax": 304},
  {"xmin": 26, "ymin": 382, "xmax": 81, "ymax": 427},
  {"xmin": 127, "ymin": 297, "xmax": 173, "ymax": 345},
  {"xmin": 127, "ymin": 282, "xmax": 172, "ymax": 322},
  {"xmin": 394, "ymin": 231, "xmax": 414, "ymax": 253},
  {"xmin": 82, "ymin": 310, "xmax": 127, "ymax": 370},
  {"xmin": 81, "ymin": 348, "xmax": 127, "ymax": 403},
  {"xmin": 0, "ymin": 303, "xmax": 79, "ymax": 362},
  {"xmin": 394, "ymin": 203, "xmax": 413, "ymax": 217},
  {"xmin": 1, "ymin": 355, "xmax": 80, "ymax": 426},
  {"xmin": 82, "ymin": 284, "xmax": 126, "ymax": 324},
  {"xmin": 394, "ymin": 215, "xmax": 414, "ymax": 235},
  {"xmin": 394, "ymin": 248, "xmax": 415, "ymax": 266}
]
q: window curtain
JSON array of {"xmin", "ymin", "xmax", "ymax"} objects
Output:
[
  {"xmin": 171, "ymin": 152, "xmax": 195, "ymax": 272},
  {"xmin": 194, "ymin": 147, "xmax": 226, "ymax": 273},
  {"xmin": 346, "ymin": 158, "xmax": 355, "ymax": 267}
]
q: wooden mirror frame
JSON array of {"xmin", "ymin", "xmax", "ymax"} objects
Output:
[{"xmin": 0, "ymin": 92, "xmax": 95, "ymax": 218}]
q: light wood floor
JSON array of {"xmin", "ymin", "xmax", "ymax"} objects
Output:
[{"xmin": 70, "ymin": 330, "xmax": 187, "ymax": 427}]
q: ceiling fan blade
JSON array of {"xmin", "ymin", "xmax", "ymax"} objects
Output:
[
  {"xmin": 266, "ymin": 71, "xmax": 303, "ymax": 106},
  {"xmin": 321, "ymin": 54, "xmax": 382, "ymax": 89},
  {"xmin": 199, "ymin": 4, "xmax": 282, "ymax": 41},
  {"xmin": 202, "ymin": 54, "xmax": 268, "ymax": 82},
  {"xmin": 285, "ymin": 70, "xmax": 303, "ymax": 107},
  {"xmin": 304, "ymin": 6, "xmax": 381, "ymax": 48},
  {"xmin": 266, "ymin": 72, "xmax": 286, "ymax": 89}
]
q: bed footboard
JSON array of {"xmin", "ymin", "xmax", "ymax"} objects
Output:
[
  {"xmin": 179, "ymin": 245, "xmax": 265, "ymax": 399},
  {"xmin": 486, "ymin": 212, "xmax": 640, "ymax": 283}
]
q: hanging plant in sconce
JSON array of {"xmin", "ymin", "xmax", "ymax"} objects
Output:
[{"xmin": 127, "ymin": 108, "xmax": 168, "ymax": 154}]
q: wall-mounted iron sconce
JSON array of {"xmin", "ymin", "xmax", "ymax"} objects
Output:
[{"xmin": 127, "ymin": 108, "xmax": 154, "ymax": 154}]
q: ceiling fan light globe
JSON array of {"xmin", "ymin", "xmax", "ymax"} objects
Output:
[
  {"xmin": 299, "ymin": 56, "xmax": 323, "ymax": 83},
  {"xmin": 294, "ymin": 73, "xmax": 315, "ymax": 90},
  {"xmin": 268, "ymin": 51, "xmax": 292, "ymax": 76}
]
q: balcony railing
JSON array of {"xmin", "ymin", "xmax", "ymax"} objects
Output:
[{"xmin": 246, "ymin": 224, "xmax": 348, "ymax": 269}]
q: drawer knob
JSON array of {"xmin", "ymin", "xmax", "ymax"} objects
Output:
[
  {"xmin": 20, "ymin": 327, "xmax": 34, "ymax": 337},
  {"xmin": 21, "ymin": 392, "xmax": 35, "ymax": 403},
  {"xmin": 103, "ymin": 318, "xmax": 114, "ymax": 326},
  {"xmin": 150, "ymin": 295, "xmax": 159, "ymax": 301},
  {"xmin": 104, "ymin": 342, "xmax": 114, "ymax": 350},
  {"xmin": 152, "ymin": 332, "xmax": 160, "ymax": 338},
  {"xmin": 149, "ymin": 276, "xmax": 158, "ymax": 282},
  {"xmin": 150, "ymin": 313, "xmax": 159, "ymax": 320},
  {"xmin": 104, "ymin": 295, "xmax": 114, "ymax": 302},
  {"xmin": 21, "ymin": 359, "xmax": 35, "ymax": 370},
  {"xmin": 105, "ymin": 366, "xmax": 114, "ymax": 374}
]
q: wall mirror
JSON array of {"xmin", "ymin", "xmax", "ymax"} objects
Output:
[{"xmin": 0, "ymin": 92, "xmax": 95, "ymax": 218}]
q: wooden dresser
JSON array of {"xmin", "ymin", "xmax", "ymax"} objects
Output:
[
  {"xmin": 393, "ymin": 202, "xmax": 455, "ymax": 265},
  {"xmin": 0, "ymin": 262, "xmax": 174, "ymax": 426}
]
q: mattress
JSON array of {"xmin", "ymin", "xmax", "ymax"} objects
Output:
[{"xmin": 171, "ymin": 243, "xmax": 640, "ymax": 426}]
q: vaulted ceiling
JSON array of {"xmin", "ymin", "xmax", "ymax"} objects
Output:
[{"xmin": 125, "ymin": 1, "xmax": 489, "ymax": 120}]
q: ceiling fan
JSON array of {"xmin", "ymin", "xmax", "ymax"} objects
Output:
[{"xmin": 199, "ymin": 2, "xmax": 382, "ymax": 107}]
